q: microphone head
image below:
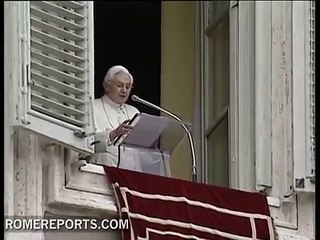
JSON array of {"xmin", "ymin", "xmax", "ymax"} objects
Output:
[{"xmin": 131, "ymin": 94, "xmax": 138, "ymax": 102}]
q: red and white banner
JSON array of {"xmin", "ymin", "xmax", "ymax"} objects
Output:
[{"xmin": 105, "ymin": 167, "xmax": 275, "ymax": 240}]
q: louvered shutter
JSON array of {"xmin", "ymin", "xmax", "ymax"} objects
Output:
[
  {"xmin": 15, "ymin": 1, "xmax": 95, "ymax": 154},
  {"xmin": 292, "ymin": 1, "xmax": 315, "ymax": 192},
  {"xmin": 305, "ymin": 0, "xmax": 315, "ymax": 181}
]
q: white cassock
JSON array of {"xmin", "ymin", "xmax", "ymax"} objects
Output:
[{"xmin": 92, "ymin": 94, "xmax": 142, "ymax": 171}]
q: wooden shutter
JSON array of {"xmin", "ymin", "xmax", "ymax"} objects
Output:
[
  {"xmin": 292, "ymin": 1, "xmax": 315, "ymax": 192},
  {"xmin": 305, "ymin": 0, "xmax": 315, "ymax": 181},
  {"xmin": 14, "ymin": 1, "xmax": 95, "ymax": 154}
]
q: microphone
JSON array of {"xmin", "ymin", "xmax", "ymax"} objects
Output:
[{"xmin": 131, "ymin": 94, "xmax": 197, "ymax": 182}]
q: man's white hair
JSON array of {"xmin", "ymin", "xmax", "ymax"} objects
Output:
[{"xmin": 103, "ymin": 65, "xmax": 133, "ymax": 87}]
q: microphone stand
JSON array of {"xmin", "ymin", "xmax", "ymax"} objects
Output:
[{"xmin": 131, "ymin": 95, "xmax": 197, "ymax": 182}]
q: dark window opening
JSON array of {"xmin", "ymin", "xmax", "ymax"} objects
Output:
[{"xmin": 94, "ymin": 1, "xmax": 161, "ymax": 115}]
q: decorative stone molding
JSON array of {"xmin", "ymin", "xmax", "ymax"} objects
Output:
[{"xmin": 43, "ymin": 144, "xmax": 117, "ymax": 217}]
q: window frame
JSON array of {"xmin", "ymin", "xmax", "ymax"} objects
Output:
[
  {"xmin": 254, "ymin": 1, "xmax": 273, "ymax": 190},
  {"xmin": 202, "ymin": 1, "xmax": 230, "ymax": 186},
  {"xmin": 199, "ymin": 1, "xmax": 240, "ymax": 188},
  {"xmin": 199, "ymin": 0, "xmax": 257, "ymax": 190}
]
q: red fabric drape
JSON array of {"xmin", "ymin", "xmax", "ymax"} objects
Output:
[{"xmin": 105, "ymin": 166, "xmax": 275, "ymax": 240}]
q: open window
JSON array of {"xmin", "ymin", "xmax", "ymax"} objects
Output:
[
  {"xmin": 6, "ymin": 1, "xmax": 162, "ymax": 155},
  {"xmin": 9, "ymin": 1, "xmax": 95, "ymax": 154}
]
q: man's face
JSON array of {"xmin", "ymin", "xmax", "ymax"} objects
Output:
[{"xmin": 105, "ymin": 72, "xmax": 133, "ymax": 105}]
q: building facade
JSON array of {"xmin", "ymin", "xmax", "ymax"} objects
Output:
[{"xmin": 4, "ymin": 1, "xmax": 315, "ymax": 239}]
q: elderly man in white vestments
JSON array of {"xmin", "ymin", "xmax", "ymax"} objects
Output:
[{"xmin": 92, "ymin": 65, "xmax": 142, "ymax": 171}]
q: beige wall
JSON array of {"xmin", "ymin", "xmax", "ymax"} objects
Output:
[{"xmin": 161, "ymin": 1, "xmax": 196, "ymax": 180}]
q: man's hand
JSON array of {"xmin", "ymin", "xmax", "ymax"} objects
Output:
[{"xmin": 109, "ymin": 120, "xmax": 133, "ymax": 141}]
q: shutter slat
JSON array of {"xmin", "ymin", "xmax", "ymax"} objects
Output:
[
  {"xmin": 31, "ymin": 17, "xmax": 84, "ymax": 42},
  {"xmin": 31, "ymin": 50, "xmax": 85, "ymax": 74},
  {"xmin": 31, "ymin": 93, "xmax": 85, "ymax": 116},
  {"xmin": 54, "ymin": 1, "xmax": 86, "ymax": 10},
  {"xmin": 31, "ymin": 71, "xmax": 85, "ymax": 95},
  {"xmin": 31, "ymin": 61, "xmax": 85, "ymax": 84},
  {"xmin": 32, "ymin": 82, "xmax": 84, "ymax": 106},
  {"xmin": 31, "ymin": 6, "xmax": 83, "ymax": 31},
  {"xmin": 32, "ymin": 104, "xmax": 85, "ymax": 127},
  {"xmin": 31, "ymin": 1, "xmax": 85, "ymax": 20},
  {"xmin": 31, "ymin": 28, "xmax": 83, "ymax": 52},
  {"xmin": 31, "ymin": 39, "xmax": 85, "ymax": 63}
]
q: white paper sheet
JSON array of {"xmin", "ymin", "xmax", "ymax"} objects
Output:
[{"xmin": 119, "ymin": 113, "xmax": 170, "ymax": 148}]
